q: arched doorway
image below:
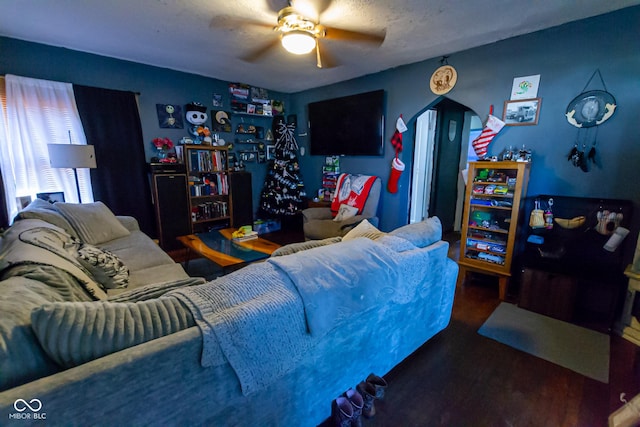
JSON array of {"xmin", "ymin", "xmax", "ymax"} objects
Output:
[{"xmin": 409, "ymin": 98, "xmax": 480, "ymax": 232}]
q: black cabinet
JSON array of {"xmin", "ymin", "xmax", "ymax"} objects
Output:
[
  {"xmin": 150, "ymin": 165, "xmax": 191, "ymax": 251},
  {"xmin": 518, "ymin": 195, "xmax": 633, "ymax": 331}
]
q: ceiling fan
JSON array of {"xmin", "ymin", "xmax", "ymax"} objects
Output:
[{"xmin": 211, "ymin": 0, "xmax": 386, "ymax": 68}]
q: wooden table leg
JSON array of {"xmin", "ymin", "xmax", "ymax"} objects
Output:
[
  {"xmin": 498, "ymin": 276, "xmax": 509, "ymax": 301},
  {"xmin": 456, "ymin": 265, "xmax": 467, "ymax": 287}
]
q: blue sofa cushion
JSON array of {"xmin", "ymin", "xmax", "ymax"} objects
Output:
[{"xmin": 389, "ymin": 216, "xmax": 442, "ymax": 248}]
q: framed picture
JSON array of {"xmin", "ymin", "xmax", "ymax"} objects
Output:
[
  {"xmin": 36, "ymin": 191, "xmax": 65, "ymax": 203},
  {"xmin": 503, "ymin": 98, "xmax": 541, "ymax": 126},
  {"xmin": 212, "ymin": 110, "xmax": 232, "ymax": 133},
  {"xmin": 156, "ymin": 104, "xmax": 183, "ymax": 129},
  {"xmin": 239, "ymin": 150, "xmax": 257, "ymax": 162},
  {"xmin": 266, "ymin": 145, "xmax": 276, "ymax": 160}
]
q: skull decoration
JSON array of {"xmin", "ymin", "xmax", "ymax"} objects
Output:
[{"xmin": 185, "ymin": 102, "xmax": 212, "ymax": 145}]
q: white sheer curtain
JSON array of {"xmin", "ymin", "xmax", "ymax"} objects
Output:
[{"xmin": 0, "ymin": 74, "xmax": 93, "ymax": 221}]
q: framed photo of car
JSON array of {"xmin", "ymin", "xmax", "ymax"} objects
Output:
[{"xmin": 503, "ymin": 98, "xmax": 541, "ymax": 126}]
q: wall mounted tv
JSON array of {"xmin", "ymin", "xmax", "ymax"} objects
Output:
[{"xmin": 308, "ymin": 89, "xmax": 385, "ymax": 156}]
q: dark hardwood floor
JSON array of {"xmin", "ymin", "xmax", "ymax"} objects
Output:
[{"xmin": 351, "ymin": 233, "xmax": 640, "ymax": 427}]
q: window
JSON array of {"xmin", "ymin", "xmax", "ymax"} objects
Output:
[{"xmin": 0, "ymin": 75, "xmax": 93, "ymax": 221}]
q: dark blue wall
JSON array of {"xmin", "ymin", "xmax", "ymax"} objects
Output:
[
  {"xmin": 0, "ymin": 37, "xmax": 289, "ymax": 214},
  {"xmin": 290, "ymin": 6, "xmax": 640, "ymax": 236},
  {"xmin": 1, "ymin": 6, "xmax": 639, "ymax": 237}
]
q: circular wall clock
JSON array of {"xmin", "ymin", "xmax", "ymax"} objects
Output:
[
  {"xmin": 430, "ymin": 65, "xmax": 458, "ymax": 95},
  {"xmin": 565, "ymin": 90, "xmax": 616, "ymax": 128}
]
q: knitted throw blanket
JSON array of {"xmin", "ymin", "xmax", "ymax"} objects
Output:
[{"xmin": 169, "ymin": 262, "xmax": 311, "ymax": 396}]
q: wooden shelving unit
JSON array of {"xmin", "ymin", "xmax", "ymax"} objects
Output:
[
  {"xmin": 179, "ymin": 145, "xmax": 233, "ymax": 233},
  {"xmin": 457, "ymin": 161, "xmax": 530, "ymax": 300}
]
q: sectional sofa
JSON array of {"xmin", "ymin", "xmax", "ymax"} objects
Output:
[{"xmin": 0, "ymin": 200, "xmax": 457, "ymax": 426}]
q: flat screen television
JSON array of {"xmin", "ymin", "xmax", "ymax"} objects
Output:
[{"xmin": 308, "ymin": 89, "xmax": 385, "ymax": 156}]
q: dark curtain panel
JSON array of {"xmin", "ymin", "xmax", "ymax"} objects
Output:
[
  {"xmin": 0, "ymin": 167, "xmax": 8, "ymax": 228},
  {"xmin": 73, "ymin": 85, "xmax": 156, "ymax": 236}
]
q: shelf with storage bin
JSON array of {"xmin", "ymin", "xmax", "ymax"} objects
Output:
[
  {"xmin": 458, "ymin": 161, "xmax": 531, "ymax": 300},
  {"xmin": 180, "ymin": 144, "xmax": 233, "ymax": 233}
]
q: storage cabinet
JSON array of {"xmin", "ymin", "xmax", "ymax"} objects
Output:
[
  {"xmin": 518, "ymin": 195, "xmax": 633, "ymax": 331},
  {"xmin": 519, "ymin": 268, "xmax": 577, "ymax": 321},
  {"xmin": 458, "ymin": 161, "xmax": 531, "ymax": 300},
  {"xmin": 180, "ymin": 145, "xmax": 232, "ymax": 233}
]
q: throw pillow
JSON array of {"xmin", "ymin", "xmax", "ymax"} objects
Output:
[
  {"xmin": 78, "ymin": 244, "xmax": 130, "ymax": 289},
  {"xmin": 54, "ymin": 201, "xmax": 130, "ymax": 245},
  {"xmin": 342, "ymin": 219, "xmax": 386, "ymax": 242},
  {"xmin": 389, "ymin": 216, "xmax": 442, "ymax": 248},
  {"xmin": 13, "ymin": 199, "xmax": 78, "ymax": 238},
  {"xmin": 333, "ymin": 204, "xmax": 359, "ymax": 222},
  {"xmin": 31, "ymin": 297, "xmax": 194, "ymax": 368}
]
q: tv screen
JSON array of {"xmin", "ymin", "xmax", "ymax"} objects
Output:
[{"xmin": 308, "ymin": 89, "xmax": 385, "ymax": 156}]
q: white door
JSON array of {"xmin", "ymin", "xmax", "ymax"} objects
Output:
[{"xmin": 409, "ymin": 109, "xmax": 437, "ymax": 223}]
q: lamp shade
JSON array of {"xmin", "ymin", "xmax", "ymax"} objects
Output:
[
  {"xmin": 281, "ymin": 31, "xmax": 316, "ymax": 55},
  {"xmin": 48, "ymin": 144, "xmax": 97, "ymax": 169}
]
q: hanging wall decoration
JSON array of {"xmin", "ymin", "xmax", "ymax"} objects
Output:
[
  {"xmin": 156, "ymin": 104, "xmax": 183, "ymax": 129},
  {"xmin": 565, "ymin": 69, "xmax": 617, "ymax": 172},
  {"xmin": 430, "ymin": 56, "xmax": 457, "ymax": 95},
  {"xmin": 212, "ymin": 110, "xmax": 232, "ymax": 133}
]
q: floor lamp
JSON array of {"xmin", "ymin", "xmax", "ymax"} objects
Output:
[{"xmin": 47, "ymin": 144, "xmax": 97, "ymax": 203}]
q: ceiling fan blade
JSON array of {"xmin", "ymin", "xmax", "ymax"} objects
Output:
[
  {"xmin": 209, "ymin": 15, "xmax": 274, "ymax": 32},
  {"xmin": 313, "ymin": 0, "xmax": 334, "ymax": 17},
  {"xmin": 315, "ymin": 39, "xmax": 338, "ymax": 69},
  {"xmin": 241, "ymin": 38, "xmax": 281, "ymax": 63},
  {"xmin": 289, "ymin": 0, "xmax": 333, "ymax": 20},
  {"xmin": 323, "ymin": 25, "xmax": 385, "ymax": 45}
]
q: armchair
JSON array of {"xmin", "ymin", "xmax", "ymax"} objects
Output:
[{"xmin": 302, "ymin": 175, "xmax": 381, "ymax": 240}]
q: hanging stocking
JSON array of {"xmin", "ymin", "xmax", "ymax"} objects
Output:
[
  {"xmin": 387, "ymin": 157, "xmax": 405, "ymax": 194},
  {"xmin": 472, "ymin": 114, "xmax": 505, "ymax": 158},
  {"xmin": 391, "ymin": 115, "xmax": 407, "ymax": 154}
]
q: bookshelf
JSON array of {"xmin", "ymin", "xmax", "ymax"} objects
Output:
[{"xmin": 178, "ymin": 145, "xmax": 233, "ymax": 232}]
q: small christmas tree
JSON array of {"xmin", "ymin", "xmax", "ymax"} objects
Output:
[{"xmin": 258, "ymin": 116, "xmax": 306, "ymax": 216}]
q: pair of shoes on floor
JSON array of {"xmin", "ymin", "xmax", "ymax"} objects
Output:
[
  {"xmin": 356, "ymin": 373, "xmax": 387, "ymax": 419},
  {"xmin": 332, "ymin": 388, "xmax": 363, "ymax": 427},
  {"xmin": 331, "ymin": 373, "xmax": 388, "ymax": 427}
]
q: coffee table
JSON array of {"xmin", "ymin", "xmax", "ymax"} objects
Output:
[{"xmin": 177, "ymin": 228, "xmax": 281, "ymax": 272}]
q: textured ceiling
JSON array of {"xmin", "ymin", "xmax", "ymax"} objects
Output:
[{"xmin": 1, "ymin": 0, "xmax": 638, "ymax": 93}]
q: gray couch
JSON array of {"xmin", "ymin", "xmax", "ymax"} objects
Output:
[{"xmin": 0, "ymin": 201, "xmax": 457, "ymax": 426}]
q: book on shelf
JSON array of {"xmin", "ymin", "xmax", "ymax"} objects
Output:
[{"xmin": 188, "ymin": 148, "xmax": 226, "ymax": 173}]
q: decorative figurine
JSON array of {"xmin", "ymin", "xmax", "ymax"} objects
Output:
[{"xmin": 185, "ymin": 102, "xmax": 212, "ymax": 145}]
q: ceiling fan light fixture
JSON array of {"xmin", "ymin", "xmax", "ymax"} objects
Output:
[{"xmin": 281, "ymin": 31, "xmax": 316, "ymax": 55}]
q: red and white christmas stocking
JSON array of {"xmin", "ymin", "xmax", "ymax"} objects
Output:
[
  {"xmin": 391, "ymin": 115, "xmax": 407, "ymax": 154},
  {"xmin": 472, "ymin": 114, "xmax": 505, "ymax": 158},
  {"xmin": 387, "ymin": 157, "xmax": 405, "ymax": 194}
]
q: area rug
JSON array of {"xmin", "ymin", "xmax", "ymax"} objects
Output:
[{"xmin": 478, "ymin": 302, "xmax": 610, "ymax": 383}]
